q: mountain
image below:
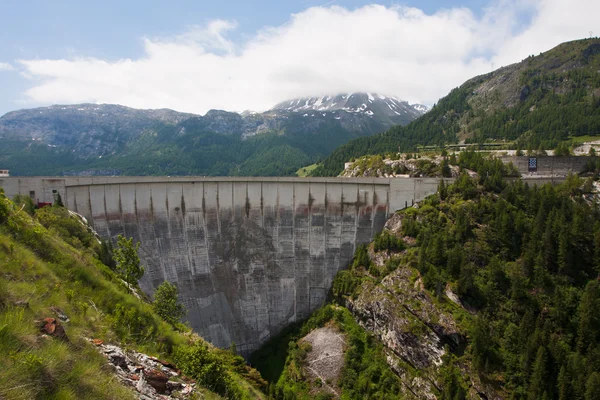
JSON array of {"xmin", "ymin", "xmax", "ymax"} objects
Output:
[
  {"xmin": 0, "ymin": 93, "xmax": 427, "ymax": 176},
  {"xmin": 270, "ymin": 93, "xmax": 428, "ymax": 126},
  {"xmin": 312, "ymin": 38, "xmax": 600, "ymax": 176},
  {"xmin": 0, "ymin": 104, "xmax": 195, "ymax": 158}
]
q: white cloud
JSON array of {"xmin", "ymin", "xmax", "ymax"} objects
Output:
[
  {"xmin": 16, "ymin": 1, "xmax": 599, "ymax": 114},
  {"xmin": 492, "ymin": 0, "xmax": 600, "ymax": 67},
  {"xmin": 0, "ymin": 62, "xmax": 14, "ymax": 71}
]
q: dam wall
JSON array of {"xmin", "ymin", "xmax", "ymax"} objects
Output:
[
  {"xmin": 0, "ymin": 173, "xmax": 578, "ymax": 354},
  {"xmin": 0, "ymin": 176, "xmax": 448, "ymax": 355}
]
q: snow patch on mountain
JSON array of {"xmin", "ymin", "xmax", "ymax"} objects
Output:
[
  {"xmin": 270, "ymin": 93, "xmax": 428, "ymax": 122},
  {"xmin": 411, "ymin": 104, "xmax": 431, "ymax": 113}
]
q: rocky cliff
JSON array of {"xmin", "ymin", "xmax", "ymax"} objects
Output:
[{"xmin": 342, "ymin": 212, "xmax": 503, "ymax": 399}]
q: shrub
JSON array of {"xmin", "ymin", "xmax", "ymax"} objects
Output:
[
  {"xmin": 174, "ymin": 342, "xmax": 237, "ymax": 396},
  {"xmin": 153, "ymin": 281, "xmax": 186, "ymax": 326},
  {"xmin": 373, "ymin": 231, "xmax": 405, "ymax": 253},
  {"xmin": 12, "ymin": 194, "xmax": 35, "ymax": 216}
]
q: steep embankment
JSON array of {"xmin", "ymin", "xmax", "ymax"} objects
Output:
[
  {"xmin": 0, "ymin": 192, "xmax": 266, "ymax": 399},
  {"xmin": 313, "ymin": 38, "xmax": 600, "ymax": 176},
  {"xmin": 263, "ymin": 155, "xmax": 600, "ymax": 399}
]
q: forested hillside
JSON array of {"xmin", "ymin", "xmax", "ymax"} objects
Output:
[
  {"xmin": 313, "ymin": 38, "xmax": 600, "ymax": 176},
  {"xmin": 258, "ymin": 153, "xmax": 600, "ymax": 399},
  {"xmin": 391, "ymin": 157, "xmax": 600, "ymax": 398},
  {"xmin": 93, "ymin": 116, "xmax": 368, "ymax": 176}
]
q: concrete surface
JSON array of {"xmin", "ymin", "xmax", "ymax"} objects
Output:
[
  {"xmin": 0, "ymin": 176, "xmax": 451, "ymax": 355},
  {"xmin": 499, "ymin": 155, "xmax": 591, "ymax": 176}
]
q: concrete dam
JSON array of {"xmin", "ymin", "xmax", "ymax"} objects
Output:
[
  {"xmin": 1, "ymin": 176, "xmax": 452, "ymax": 354},
  {"xmin": 0, "ymin": 157, "xmax": 587, "ymax": 354}
]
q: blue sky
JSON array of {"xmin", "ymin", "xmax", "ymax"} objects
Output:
[{"xmin": 0, "ymin": 0, "xmax": 596, "ymax": 115}]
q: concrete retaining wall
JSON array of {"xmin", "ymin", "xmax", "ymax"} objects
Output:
[{"xmin": 500, "ymin": 156, "xmax": 592, "ymax": 176}]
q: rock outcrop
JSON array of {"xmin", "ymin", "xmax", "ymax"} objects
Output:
[
  {"xmin": 299, "ymin": 325, "xmax": 346, "ymax": 398},
  {"xmin": 341, "ymin": 216, "xmax": 504, "ymax": 399},
  {"xmin": 89, "ymin": 340, "xmax": 197, "ymax": 399},
  {"xmin": 341, "ymin": 154, "xmax": 460, "ymax": 178}
]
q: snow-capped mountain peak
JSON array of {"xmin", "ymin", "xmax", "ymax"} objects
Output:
[{"xmin": 270, "ymin": 93, "xmax": 428, "ymax": 125}]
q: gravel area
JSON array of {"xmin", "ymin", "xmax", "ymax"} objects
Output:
[{"xmin": 300, "ymin": 325, "xmax": 346, "ymax": 398}]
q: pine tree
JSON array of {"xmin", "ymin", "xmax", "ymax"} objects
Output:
[
  {"xmin": 471, "ymin": 317, "xmax": 493, "ymax": 372},
  {"xmin": 577, "ymin": 281, "xmax": 600, "ymax": 352},
  {"xmin": 528, "ymin": 346, "xmax": 549, "ymax": 400},
  {"xmin": 586, "ymin": 372, "xmax": 600, "ymax": 400},
  {"xmin": 557, "ymin": 365, "xmax": 572, "ymax": 400},
  {"xmin": 438, "ymin": 179, "xmax": 448, "ymax": 200}
]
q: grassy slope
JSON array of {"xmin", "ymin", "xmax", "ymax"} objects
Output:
[
  {"xmin": 0, "ymin": 194, "xmax": 266, "ymax": 400},
  {"xmin": 295, "ymin": 164, "xmax": 319, "ymax": 177}
]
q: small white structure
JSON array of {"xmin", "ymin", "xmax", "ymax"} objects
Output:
[{"xmin": 0, "ymin": 170, "xmax": 9, "ymax": 177}]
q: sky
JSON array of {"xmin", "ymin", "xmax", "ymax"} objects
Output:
[{"xmin": 0, "ymin": 0, "xmax": 598, "ymax": 116}]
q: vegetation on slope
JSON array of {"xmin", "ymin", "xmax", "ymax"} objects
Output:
[
  {"xmin": 260, "ymin": 152, "xmax": 600, "ymax": 399},
  {"xmin": 252, "ymin": 305, "xmax": 403, "ymax": 400},
  {"xmin": 313, "ymin": 38, "xmax": 600, "ymax": 176},
  {"xmin": 0, "ymin": 192, "xmax": 266, "ymax": 399},
  {"xmin": 337, "ymin": 154, "xmax": 600, "ymax": 398}
]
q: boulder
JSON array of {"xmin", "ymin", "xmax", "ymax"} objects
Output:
[
  {"xmin": 144, "ymin": 369, "xmax": 169, "ymax": 393},
  {"xmin": 40, "ymin": 317, "xmax": 69, "ymax": 341}
]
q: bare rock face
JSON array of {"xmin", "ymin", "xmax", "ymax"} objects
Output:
[
  {"xmin": 343, "ymin": 251, "xmax": 503, "ymax": 399},
  {"xmin": 90, "ymin": 339, "xmax": 197, "ymax": 399},
  {"xmin": 299, "ymin": 325, "xmax": 346, "ymax": 399}
]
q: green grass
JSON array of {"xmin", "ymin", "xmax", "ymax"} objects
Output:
[
  {"xmin": 568, "ymin": 135, "xmax": 600, "ymax": 144},
  {"xmin": 295, "ymin": 163, "xmax": 319, "ymax": 177},
  {"xmin": 0, "ymin": 237, "xmax": 136, "ymax": 399},
  {"xmin": 0, "ymin": 193, "xmax": 266, "ymax": 399}
]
